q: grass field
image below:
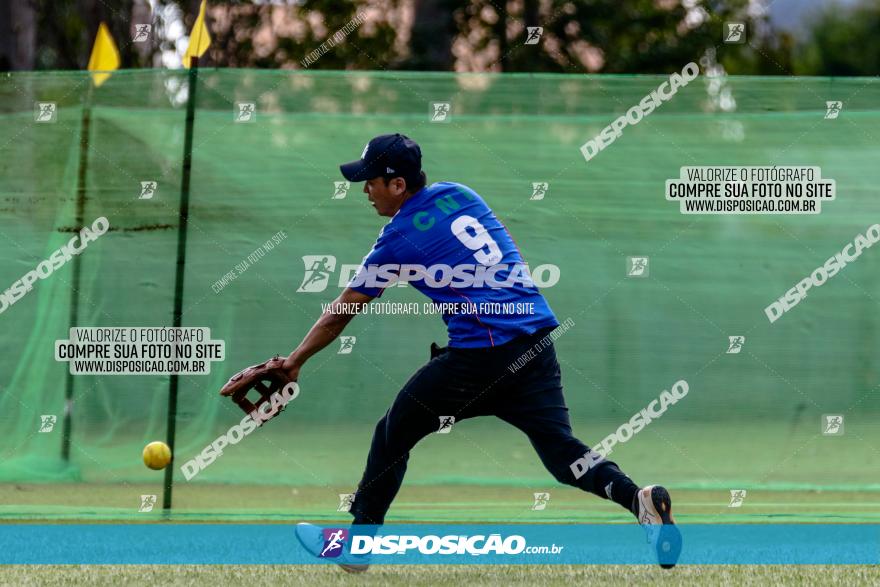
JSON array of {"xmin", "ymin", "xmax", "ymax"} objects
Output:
[
  {"xmin": 3, "ymin": 564, "xmax": 879, "ymax": 586},
  {"xmin": 3, "ymin": 482, "xmax": 880, "ymax": 523},
  {"xmin": 4, "ymin": 482, "xmax": 878, "ymax": 583}
]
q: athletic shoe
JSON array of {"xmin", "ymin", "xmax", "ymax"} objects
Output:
[
  {"xmin": 294, "ymin": 522, "xmax": 370, "ymax": 574},
  {"xmin": 634, "ymin": 485, "xmax": 682, "ymax": 569}
]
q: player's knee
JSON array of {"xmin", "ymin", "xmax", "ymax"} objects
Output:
[
  {"xmin": 385, "ymin": 397, "xmax": 429, "ymax": 435},
  {"xmin": 378, "ymin": 409, "xmax": 417, "ymax": 449}
]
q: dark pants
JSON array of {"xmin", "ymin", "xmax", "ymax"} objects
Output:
[{"xmin": 350, "ymin": 327, "xmax": 638, "ymax": 525}]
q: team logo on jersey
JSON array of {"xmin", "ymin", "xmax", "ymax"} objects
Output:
[
  {"xmin": 726, "ymin": 336, "xmax": 745, "ymax": 354},
  {"xmin": 437, "ymin": 416, "xmax": 455, "ymax": 433},
  {"xmin": 297, "ymin": 256, "xmax": 337, "ymax": 292},
  {"xmin": 320, "ymin": 528, "xmax": 349, "ymax": 558},
  {"xmin": 822, "ymin": 414, "xmax": 844, "ymax": 436},
  {"xmin": 824, "ymin": 101, "xmax": 843, "ymax": 120},
  {"xmin": 531, "ymin": 492, "xmax": 550, "ymax": 510}
]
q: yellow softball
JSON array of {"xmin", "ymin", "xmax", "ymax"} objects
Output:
[{"xmin": 142, "ymin": 441, "xmax": 172, "ymax": 470}]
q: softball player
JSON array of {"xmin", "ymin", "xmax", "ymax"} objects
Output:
[{"xmin": 290, "ymin": 134, "xmax": 680, "ymax": 570}]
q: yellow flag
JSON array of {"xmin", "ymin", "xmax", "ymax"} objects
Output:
[
  {"xmin": 87, "ymin": 22, "xmax": 120, "ymax": 87},
  {"xmin": 183, "ymin": 0, "xmax": 212, "ymax": 68}
]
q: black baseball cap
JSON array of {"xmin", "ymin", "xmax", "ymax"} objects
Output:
[{"xmin": 340, "ymin": 133, "xmax": 422, "ymax": 182}]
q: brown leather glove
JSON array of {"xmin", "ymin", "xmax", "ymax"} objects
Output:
[{"xmin": 219, "ymin": 356, "xmax": 296, "ymax": 421}]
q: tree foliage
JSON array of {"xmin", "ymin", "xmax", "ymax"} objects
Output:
[{"xmin": 1, "ymin": 0, "xmax": 876, "ymax": 76}]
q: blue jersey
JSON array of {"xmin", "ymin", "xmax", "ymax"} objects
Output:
[{"xmin": 349, "ymin": 182, "xmax": 559, "ymax": 348}]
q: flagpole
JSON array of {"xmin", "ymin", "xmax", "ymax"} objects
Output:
[
  {"xmin": 163, "ymin": 55, "xmax": 199, "ymax": 513},
  {"xmin": 61, "ymin": 81, "xmax": 94, "ymax": 462}
]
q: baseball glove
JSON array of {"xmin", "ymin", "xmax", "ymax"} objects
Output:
[{"xmin": 219, "ymin": 356, "xmax": 297, "ymax": 422}]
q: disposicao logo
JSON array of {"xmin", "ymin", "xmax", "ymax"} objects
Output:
[{"xmin": 321, "ymin": 528, "xmax": 348, "ymax": 558}]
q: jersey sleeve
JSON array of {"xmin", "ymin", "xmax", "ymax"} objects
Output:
[{"xmin": 347, "ymin": 224, "xmax": 399, "ymax": 298}]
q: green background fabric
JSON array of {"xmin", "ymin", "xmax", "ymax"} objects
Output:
[{"xmin": 0, "ymin": 71, "xmax": 877, "ymax": 510}]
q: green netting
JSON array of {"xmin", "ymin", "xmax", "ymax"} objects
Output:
[{"xmin": 0, "ymin": 70, "xmax": 878, "ymax": 517}]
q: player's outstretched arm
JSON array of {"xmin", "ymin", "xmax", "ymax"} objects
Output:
[{"xmin": 281, "ymin": 287, "xmax": 374, "ymax": 379}]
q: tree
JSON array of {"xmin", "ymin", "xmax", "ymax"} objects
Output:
[
  {"xmin": 0, "ymin": 0, "xmax": 37, "ymax": 70},
  {"xmin": 794, "ymin": 0, "xmax": 880, "ymax": 76},
  {"xmin": 2, "ymin": 0, "xmax": 872, "ymax": 77},
  {"xmin": 400, "ymin": 0, "xmax": 457, "ymax": 70},
  {"xmin": 450, "ymin": 0, "xmax": 767, "ymax": 74},
  {"xmin": 206, "ymin": 1, "xmax": 401, "ymax": 69}
]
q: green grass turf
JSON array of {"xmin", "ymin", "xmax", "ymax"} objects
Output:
[
  {"xmin": 2, "ymin": 564, "xmax": 879, "ymax": 586},
  {"xmin": 3, "ymin": 483, "xmax": 880, "ymax": 523},
  {"xmin": 7, "ymin": 418, "xmax": 880, "ymax": 489}
]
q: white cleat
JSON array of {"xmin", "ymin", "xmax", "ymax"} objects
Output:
[{"xmin": 635, "ymin": 485, "xmax": 682, "ymax": 569}]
